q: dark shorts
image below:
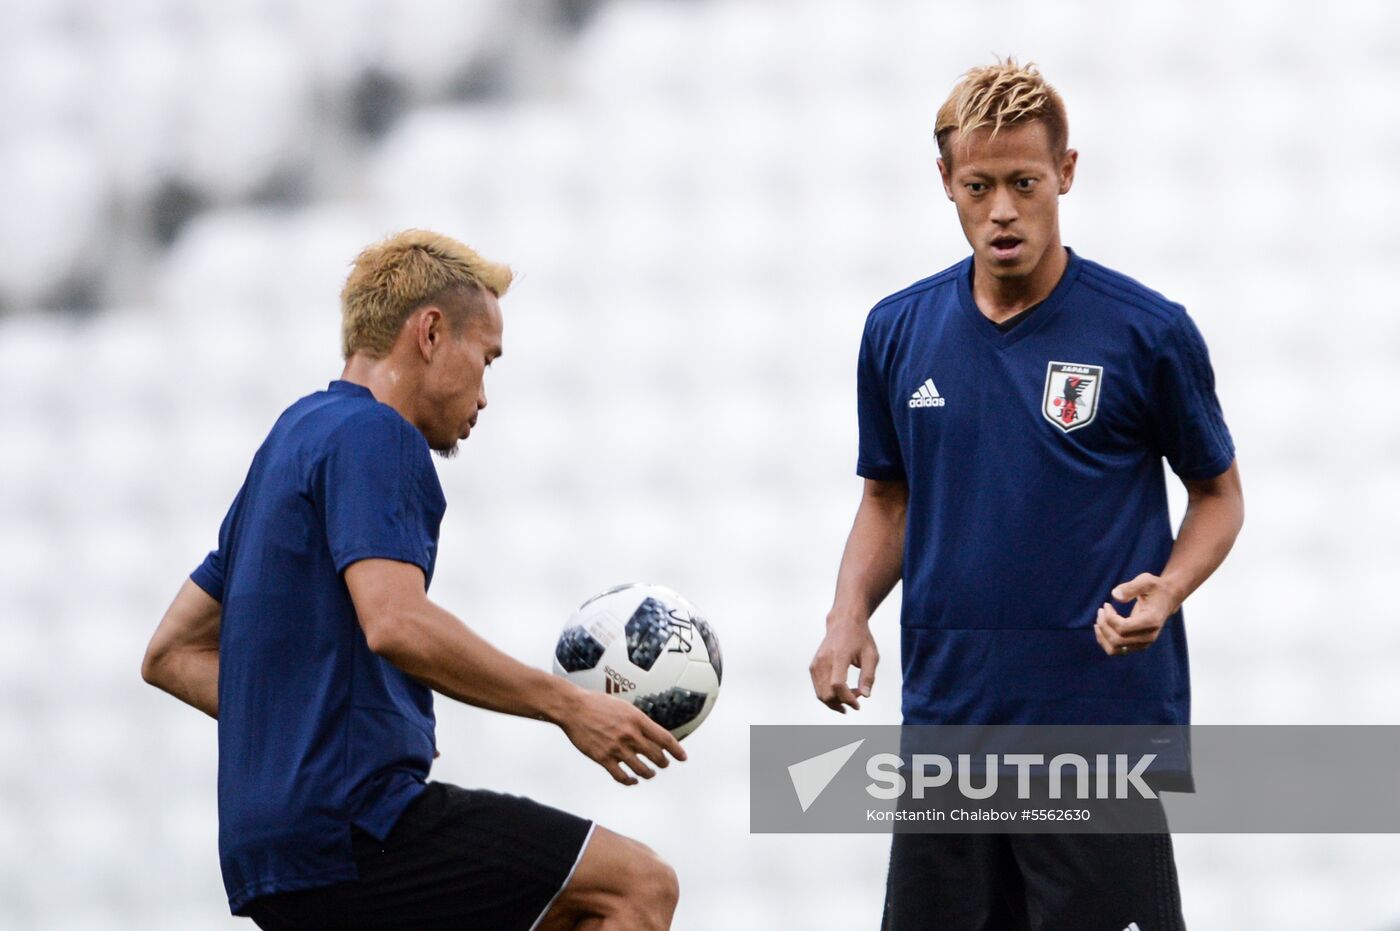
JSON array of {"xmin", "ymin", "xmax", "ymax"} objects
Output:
[
  {"xmin": 882, "ymin": 828, "xmax": 1185, "ymax": 931},
  {"xmin": 245, "ymin": 782, "xmax": 595, "ymax": 931}
]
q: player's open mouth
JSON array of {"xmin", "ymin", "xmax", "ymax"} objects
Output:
[{"xmin": 989, "ymin": 236, "xmax": 1022, "ymax": 261}]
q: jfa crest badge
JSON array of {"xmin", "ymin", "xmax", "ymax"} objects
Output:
[{"xmin": 1041, "ymin": 361, "xmax": 1103, "ymax": 433}]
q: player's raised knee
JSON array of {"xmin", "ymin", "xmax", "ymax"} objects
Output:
[
  {"xmin": 545, "ymin": 827, "xmax": 678, "ymax": 929},
  {"xmin": 648, "ymin": 853, "xmax": 680, "ymax": 912},
  {"xmin": 604, "ymin": 835, "xmax": 678, "ymax": 927},
  {"xmin": 626, "ymin": 847, "xmax": 678, "ymax": 930},
  {"xmin": 610, "ymin": 837, "xmax": 675, "ymax": 896}
]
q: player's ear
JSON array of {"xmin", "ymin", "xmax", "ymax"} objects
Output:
[
  {"xmin": 937, "ymin": 157, "xmax": 955, "ymax": 201},
  {"xmin": 1058, "ymin": 148, "xmax": 1078, "ymax": 195},
  {"xmin": 414, "ymin": 306, "xmax": 445, "ymax": 361}
]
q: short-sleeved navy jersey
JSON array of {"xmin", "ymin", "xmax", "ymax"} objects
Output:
[
  {"xmin": 190, "ymin": 380, "xmax": 446, "ymax": 913},
  {"xmin": 857, "ymin": 250, "xmax": 1234, "ymax": 727}
]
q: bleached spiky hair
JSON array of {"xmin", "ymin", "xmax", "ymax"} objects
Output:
[
  {"xmin": 935, "ymin": 57, "xmax": 1068, "ymax": 165},
  {"xmin": 340, "ymin": 229, "xmax": 512, "ymax": 359}
]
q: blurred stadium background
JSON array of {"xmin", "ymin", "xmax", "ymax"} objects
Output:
[{"xmin": 2, "ymin": 0, "xmax": 1398, "ymax": 927}]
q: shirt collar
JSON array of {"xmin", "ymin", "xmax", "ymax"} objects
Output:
[{"xmin": 327, "ymin": 380, "xmax": 374, "ymax": 398}]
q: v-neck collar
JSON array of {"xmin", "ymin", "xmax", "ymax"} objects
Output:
[
  {"xmin": 956, "ymin": 248, "xmax": 1082, "ymax": 350},
  {"xmin": 327, "ymin": 379, "xmax": 374, "ymax": 398}
]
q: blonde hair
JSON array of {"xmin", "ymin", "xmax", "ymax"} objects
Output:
[
  {"xmin": 340, "ymin": 229, "xmax": 513, "ymax": 359},
  {"xmin": 935, "ymin": 57, "xmax": 1068, "ymax": 165}
]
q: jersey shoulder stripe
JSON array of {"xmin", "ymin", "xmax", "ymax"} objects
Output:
[
  {"xmin": 862, "ymin": 259, "xmax": 963, "ymax": 317},
  {"xmin": 1077, "ymin": 260, "xmax": 1183, "ymax": 324}
]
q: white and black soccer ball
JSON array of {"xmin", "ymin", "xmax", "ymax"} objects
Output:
[{"xmin": 552, "ymin": 583, "xmax": 722, "ymax": 740}]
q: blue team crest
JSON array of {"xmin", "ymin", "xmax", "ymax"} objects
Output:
[{"xmin": 1041, "ymin": 361, "xmax": 1103, "ymax": 433}]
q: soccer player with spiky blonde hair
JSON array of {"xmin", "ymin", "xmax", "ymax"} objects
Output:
[
  {"xmin": 145, "ymin": 231, "xmax": 685, "ymax": 930},
  {"xmin": 810, "ymin": 59, "xmax": 1244, "ymax": 927}
]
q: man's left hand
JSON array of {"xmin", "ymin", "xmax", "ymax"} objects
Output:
[{"xmin": 1094, "ymin": 573, "xmax": 1182, "ymax": 657}]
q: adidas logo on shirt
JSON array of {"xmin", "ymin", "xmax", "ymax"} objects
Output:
[{"xmin": 908, "ymin": 378, "xmax": 946, "ymax": 409}]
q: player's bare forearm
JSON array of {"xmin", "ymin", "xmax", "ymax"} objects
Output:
[
  {"xmin": 811, "ymin": 478, "xmax": 908, "ymax": 711},
  {"xmin": 344, "ymin": 559, "xmax": 596, "ymax": 722},
  {"xmin": 1096, "ymin": 461, "xmax": 1243, "ymax": 654},
  {"xmin": 394, "ymin": 618, "xmax": 688, "ymax": 784},
  {"xmin": 345, "ymin": 559, "xmax": 685, "ymax": 785},
  {"xmin": 142, "ymin": 579, "xmax": 221, "ymax": 719},
  {"xmin": 377, "ymin": 594, "xmax": 576, "ymax": 723},
  {"xmin": 828, "ymin": 478, "xmax": 908, "ymax": 626},
  {"xmin": 148, "ymin": 650, "xmax": 220, "ymax": 719},
  {"xmin": 1158, "ymin": 460, "xmax": 1244, "ymax": 612}
]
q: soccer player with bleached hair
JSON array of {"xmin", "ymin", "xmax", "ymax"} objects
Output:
[
  {"xmin": 810, "ymin": 59, "xmax": 1244, "ymax": 927},
  {"xmin": 144, "ymin": 230, "xmax": 684, "ymax": 930}
]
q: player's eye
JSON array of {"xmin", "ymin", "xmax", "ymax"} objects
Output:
[
  {"xmin": 1015, "ymin": 178, "xmax": 1037, "ymax": 191},
  {"xmin": 966, "ymin": 182, "xmax": 987, "ymax": 194}
]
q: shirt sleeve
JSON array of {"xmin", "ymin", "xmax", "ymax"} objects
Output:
[
  {"xmin": 855, "ymin": 321, "xmax": 907, "ymax": 481},
  {"xmin": 190, "ymin": 550, "xmax": 226, "ymax": 602},
  {"xmin": 318, "ymin": 412, "xmax": 444, "ymax": 577},
  {"xmin": 189, "ymin": 483, "xmax": 246, "ymax": 602},
  {"xmin": 1150, "ymin": 311, "xmax": 1236, "ymax": 480}
]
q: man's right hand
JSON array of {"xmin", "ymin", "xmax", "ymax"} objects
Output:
[
  {"xmin": 557, "ymin": 688, "xmax": 687, "ymax": 786},
  {"xmin": 809, "ymin": 618, "xmax": 879, "ymax": 713}
]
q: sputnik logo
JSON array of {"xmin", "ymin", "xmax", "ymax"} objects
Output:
[{"xmin": 787, "ymin": 739, "xmax": 866, "ymax": 812}]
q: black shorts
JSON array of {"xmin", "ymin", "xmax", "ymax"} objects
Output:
[
  {"xmin": 882, "ymin": 829, "xmax": 1184, "ymax": 931},
  {"xmin": 244, "ymin": 782, "xmax": 594, "ymax": 931}
]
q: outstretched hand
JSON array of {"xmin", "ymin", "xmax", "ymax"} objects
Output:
[
  {"xmin": 809, "ymin": 619, "xmax": 879, "ymax": 713},
  {"xmin": 1094, "ymin": 572, "xmax": 1182, "ymax": 657},
  {"xmin": 558, "ymin": 688, "xmax": 687, "ymax": 786}
]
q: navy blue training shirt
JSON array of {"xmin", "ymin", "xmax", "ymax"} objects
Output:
[
  {"xmin": 857, "ymin": 250, "xmax": 1234, "ymax": 727},
  {"xmin": 190, "ymin": 380, "xmax": 445, "ymax": 913}
]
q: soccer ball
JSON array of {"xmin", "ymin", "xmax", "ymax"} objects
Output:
[{"xmin": 553, "ymin": 583, "xmax": 722, "ymax": 740}]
